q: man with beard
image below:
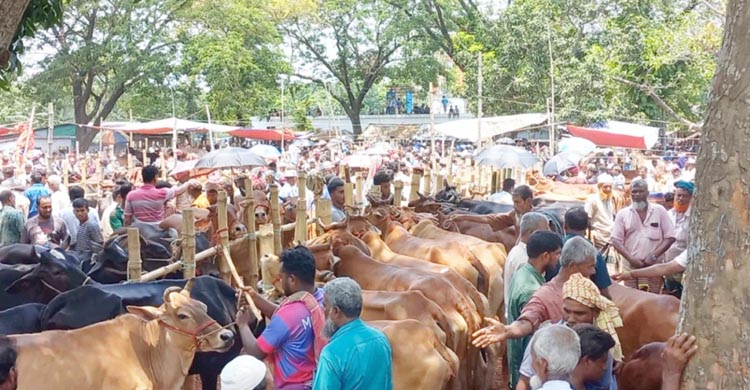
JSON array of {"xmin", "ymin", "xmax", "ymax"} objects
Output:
[
  {"xmin": 662, "ymin": 180, "xmax": 693, "ymax": 295},
  {"xmin": 20, "ymin": 196, "xmax": 68, "ymax": 247},
  {"xmin": 584, "ymin": 175, "xmax": 615, "ymax": 250},
  {"xmin": 236, "ymin": 246, "xmax": 327, "ymax": 390},
  {"xmin": 610, "ymin": 179, "xmax": 675, "ymax": 292},
  {"xmin": 313, "ymin": 277, "xmax": 393, "ymax": 390},
  {"xmin": 506, "ymin": 231, "xmax": 563, "ymax": 389}
]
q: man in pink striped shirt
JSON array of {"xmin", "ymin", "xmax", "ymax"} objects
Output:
[
  {"xmin": 124, "ymin": 166, "xmax": 190, "ymax": 225},
  {"xmin": 610, "ymin": 179, "xmax": 675, "ymax": 292}
]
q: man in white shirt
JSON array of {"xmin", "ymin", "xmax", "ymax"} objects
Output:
[
  {"xmin": 681, "ymin": 158, "xmax": 696, "ymax": 182},
  {"xmin": 279, "ymin": 170, "xmax": 299, "ymax": 200},
  {"xmin": 489, "ymin": 178, "xmax": 514, "ymax": 205},
  {"xmin": 529, "ymin": 324, "xmax": 580, "ymax": 390},
  {"xmin": 584, "ymin": 174, "xmax": 615, "ymax": 250},
  {"xmin": 47, "ymin": 174, "xmax": 70, "ymax": 218},
  {"xmin": 503, "ymin": 212, "xmax": 551, "ymax": 315}
]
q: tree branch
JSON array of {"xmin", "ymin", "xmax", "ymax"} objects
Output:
[{"xmin": 613, "ymin": 76, "xmax": 700, "ymax": 130}]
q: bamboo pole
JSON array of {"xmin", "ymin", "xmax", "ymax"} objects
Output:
[
  {"xmin": 423, "ymin": 168, "xmax": 432, "ymax": 196},
  {"xmin": 182, "ymin": 209, "xmax": 196, "ymax": 279},
  {"xmin": 62, "ymin": 157, "xmax": 69, "ymax": 186},
  {"xmin": 317, "ymin": 198, "xmax": 332, "ymax": 227},
  {"xmin": 393, "ymin": 180, "xmax": 403, "ymax": 207},
  {"xmin": 355, "ymin": 174, "xmax": 364, "ymax": 205},
  {"xmin": 216, "ymin": 190, "xmax": 231, "ymax": 284},
  {"xmin": 436, "ymin": 173, "xmax": 444, "ymax": 193},
  {"xmin": 127, "ymin": 228, "xmax": 141, "ymax": 281},
  {"xmin": 142, "ymin": 138, "xmax": 148, "ymax": 166},
  {"xmin": 408, "ymin": 170, "xmax": 422, "ymax": 203},
  {"xmin": 127, "ymin": 133, "xmax": 133, "ymax": 171},
  {"xmin": 160, "ymin": 148, "xmax": 166, "ymax": 180},
  {"xmin": 243, "ymin": 179, "xmax": 259, "ymax": 290},
  {"xmin": 295, "ymin": 171, "xmax": 308, "ymax": 244},
  {"xmin": 269, "ymin": 184, "xmax": 282, "ymax": 255},
  {"xmin": 81, "ymin": 158, "xmax": 88, "ymax": 184},
  {"xmin": 258, "ymin": 224, "xmax": 275, "ymax": 259}
]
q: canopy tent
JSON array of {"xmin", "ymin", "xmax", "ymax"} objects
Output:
[
  {"xmin": 434, "ymin": 113, "xmax": 549, "ymax": 142},
  {"xmin": 229, "ymin": 128, "xmax": 296, "ymax": 142},
  {"xmin": 115, "ymin": 118, "xmax": 240, "ymax": 135},
  {"xmin": 566, "ymin": 121, "xmax": 660, "ymax": 150},
  {"xmin": 361, "ymin": 124, "xmax": 424, "ymax": 139}
]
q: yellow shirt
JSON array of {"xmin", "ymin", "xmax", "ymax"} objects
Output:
[{"xmin": 192, "ymin": 193, "xmax": 210, "ymax": 209}]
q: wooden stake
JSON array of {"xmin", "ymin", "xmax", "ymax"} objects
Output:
[
  {"xmin": 344, "ymin": 183, "xmax": 354, "ymax": 210},
  {"xmin": 143, "ymin": 138, "xmax": 148, "ymax": 166},
  {"xmin": 216, "ymin": 190, "xmax": 231, "ymax": 283},
  {"xmin": 243, "ymin": 179, "xmax": 259, "ymax": 290},
  {"xmin": 269, "ymin": 184, "xmax": 282, "ymax": 255},
  {"xmin": 182, "ymin": 209, "xmax": 196, "ymax": 279},
  {"xmin": 295, "ymin": 171, "xmax": 308, "ymax": 244},
  {"xmin": 393, "ymin": 180, "xmax": 403, "ymax": 207},
  {"xmin": 408, "ymin": 170, "xmax": 422, "ymax": 203},
  {"xmin": 355, "ymin": 174, "xmax": 364, "ymax": 206},
  {"xmin": 436, "ymin": 174, "xmax": 444, "ymax": 193},
  {"xmin": 423, "ymin": 168, "xmax": 432, "ymax": 196},
  {"xmin": 127, "ymin": 228, "xmax": 141, "ymax": 281},
  {"xmin": 258, "ymin": 224, "xmax": 275, "ymax": 259}
]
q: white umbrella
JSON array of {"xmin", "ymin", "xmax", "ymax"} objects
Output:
[
  {"xmin": 559, "ymin": 137, "xmax": 596, "ymax": 155},
  {"xmin": 342, "ymin": 154, "xmax": 373, "ymax": 168},
  {"xmin": 249, "ymin": 144, "xmax": 281, "ymax": 159},
  {"xmin": 194, "ymin": 147, "xmax": 267, "ymax": 169},
  {"xmin": 543, "ymin": 151, "xmax": 584, "ymax": 175},
  {"xmin": 475, "ymin": 145, "xmax": 540, "ymax": 169}
]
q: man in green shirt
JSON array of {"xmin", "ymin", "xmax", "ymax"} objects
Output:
[
  {"xmin": 0, "ymin": 190, "xmax": 24, "ymax": 247},
  {"xmin": 109, "ymin": 182, "xmax": 132, "ymax": 231},
  {"xmin": 506, "ymin": 230, "xmax": 563, "ymax": 388},
  {"xmin": 313, "ymin": 277, "xmax": 393, "ymax": 390}
]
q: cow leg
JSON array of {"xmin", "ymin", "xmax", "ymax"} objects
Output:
[{"xmin": 199, "ymin": 373, "xmax": 218, "ymax": 390}]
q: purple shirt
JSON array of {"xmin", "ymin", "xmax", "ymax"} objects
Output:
[
  {"xmin": 123, "ymin": 184, "xmax": 175, "ymax": 223},
  {"xmin": 257, "ymin": 288, "xmax": 324, "ymax": 390}
]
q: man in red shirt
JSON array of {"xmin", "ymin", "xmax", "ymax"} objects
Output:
[{"xmin": 124, "ymin": 166, "xmax": 190, "ymax": 225}]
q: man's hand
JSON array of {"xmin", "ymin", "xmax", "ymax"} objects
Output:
[
  {"xmin": 236, "ymin": 306, "xmax": 253, "ymax": 326},
  {"xmin": 662, "ymin": 333, "xmax": 698, "ymax": 380},
  {"xmin": 472, "ymin": 317, "xmax": 508, "ymax": 348},
  {"xmin": 611, "ymin": 271, "xmax": 634, "ymax": 281},
  {"xmin": 628, "ymin": 257, "xmax": 645, "ymax": 268}
]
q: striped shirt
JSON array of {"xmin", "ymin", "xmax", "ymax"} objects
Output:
[
  {"xmin": 123, "ymin": 184, "xmax": 175, "ymax": 223},
  {"xmin": 74, "ymin": 219, "xmax": 103, "ymax": 253}
]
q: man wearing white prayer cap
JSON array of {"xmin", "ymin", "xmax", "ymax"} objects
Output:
[
  {"xmin": 220, "ymin": 355, "xmax": 268, "ymax": 390},
  {"xmin": 584, "ymin": 174, "xmax": 615, "ymax": 250}
]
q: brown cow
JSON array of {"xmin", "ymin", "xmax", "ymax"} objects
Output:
[
  {"xmin": 410, "ymin": 219, "xmax": 507, "ymax": 318},
  {"xmin": 361, "ymin": 231, "xmax": 489, "ymax": 318},
  {"xmin": 11, "ymin": 280, "xmax": 234, "ymax": 389},
  {"xmin": 617, "ymin": 342, "xmax": 665, "ymax": 390},
  {"xmin": 370, "ymin": 319, "xmax": 460, "ymax": 390},
  {"xmin": 361, "ymin": 290, "xmax": 452, "ymax": 347},
  {"xmin": 318, "ymin": 244, "xmax": 488, "ymax": 390},
  {"xmin": 610, "ymin": 283, "xmax": 679, "ymax": 358},
  {"xmin": 371, "ymin": 214, "xmax": 489, "ymax": 296}
]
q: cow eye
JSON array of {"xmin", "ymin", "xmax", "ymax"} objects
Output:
[{"xmin": 177, "ymin": 313, "xmax": 189, "ymax": 320}]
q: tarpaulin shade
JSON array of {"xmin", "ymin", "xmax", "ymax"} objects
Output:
[
  {"xmin": 116, "ymin": 118, "xmax": 240, "ymax": 135},
  {"xmin": 566, "ymin": 121, "xmax": 659, "ymax": 149},
  {"xmin": 229, "ymin": 129, "xmax": 296, "ymax": 141}
]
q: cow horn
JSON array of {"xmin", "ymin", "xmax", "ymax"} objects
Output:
[
  {"xmin": 183, "ymin": 278, "xmax": 196, "ymax": 295},
  {"xmin": 163, "ymin": 286, "xmax": 182, "ymax": 303},
  {"xmin": 316, "ymin": 218, "xmax": 330, "ymax": 232}
]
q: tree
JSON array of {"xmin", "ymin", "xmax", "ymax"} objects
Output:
[
  {"xmin": 282, "ymin": 0, "xmax": 415, "ymax": 135},
  {"xmin": 680, "ymin": 0, "xmax": 750, "ymax": 387},
  {"xmin": 27, "ymin": 0, "xmax": 186, "ymax": 149},
  {"xmin": 0, "ymin": 0, "xmax": 64, "ymax": 88}
]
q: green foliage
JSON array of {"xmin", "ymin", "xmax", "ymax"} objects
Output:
[{"xmin": 0, "ymin": 0, "xmax": 65, "ymax": 89}]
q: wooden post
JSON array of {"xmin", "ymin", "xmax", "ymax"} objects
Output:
[
  {"xmin": 142, "ymin": 138, "xmax": 148, "ymax": 166},
  {"xmin": 96, "ymin": 154, "xmax": 103, "ymax": 183},
  {"xmin": 295, "ymin": 171, "xmax": 308, "ymax": 244},
  {"xmin": 182, "ymin": 209, "xmax": 196, "ymax": 279},
  {"xmin": 269, "ymin": 184, "xmax": 282, "ymax": 255},
  {"xmin": 81, "ymin": 158, "xmax": 88, "ymax": 184},
  {"xmin": 127, "ymin": 228, "xmax": 141, "ymax": 281},
  {"xmin": 355, "ymin": 174, "xmax": 364, "ymax": 206},
  {"xmin": 393, "ymin": 180, "xmax": 403, "ymax": 207},
  {"xmin": 62, "ymin": 157, "xmax": 69, "ymax": 186},
  {"xmin": 408, "ymin": 170, "xmax": 422, "ymax": 203},
  {"xmin": 436, "ymin": 173, "xmax": 444, "ymax": 193},
  {"xmin": 243, "ymin": 180, "xmax": 259, "ymax": 290},
  {"xmin": 127, "ymin": 133, "xmax": 133, "ymax": 171},
  {"xmin": 160, "ymin": 149, "xmax": 166, "ymax": 180},
  {"xmin": 423, "ymin": 168, "xmax": 432, "ymax": 197},
  {"xmin": 216, "ymin": 191, "xmax": 231, "ymax": 284},
  {"xmin": 317, "ymin": 198, "xmax": 332, "ymax": 227},
  {"xmin": 344, "ymin": 183, "xmax": 354, "ymax": 210},
  {"xmin": 258, "ymin": 224, "xmax": 275, "ymax": 259}
]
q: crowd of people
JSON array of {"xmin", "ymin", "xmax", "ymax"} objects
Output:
[{"xmin": 0, "ymin": 135, "xmax": 702, "ymax": 389}]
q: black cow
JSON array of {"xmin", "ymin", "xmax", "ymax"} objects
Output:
[
  {"xmin": 457, "ymin": 199, "xmax": 514, "ymax": 214},
  {"xmin": 0, "ymin": 247, "xmax": 90, "ymax": 310},
  {"xmin": 40, "ymin": 276, "xmax": 256, "ymax": 390},
  {"xmin": 0, "ymin": 244, "xmax": 39, "ymax": 265},
  {"xmin": 0, "ymin": 303, "xmax": 45, "ymax": 335},
  {"xmin": 88, "ymin": 232, "xmax": 217, "ymax": 283}
]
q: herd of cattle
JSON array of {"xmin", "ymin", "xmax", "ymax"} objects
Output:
[{"xmin": 0, "ymin": 187, "xmax": 679, "ymax": 389}]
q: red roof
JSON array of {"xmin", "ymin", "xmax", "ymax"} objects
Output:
[
  {"xmin": 229, "ymin": 129, "xmax": 295, "ymax": 141},
  {"xmin": 567, "ymin": 125, "xmax": 650, "ymax": 149}
]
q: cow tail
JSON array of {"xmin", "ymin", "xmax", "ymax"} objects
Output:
[
  {"xmin": 469, "ymin": 255, "xmax": 490, "ymax": 296},
  {"xmin": 433, "ymin": 331, "xmax": 460, "ymax": 379}
]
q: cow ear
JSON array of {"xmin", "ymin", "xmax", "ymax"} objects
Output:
[{"xmin": 126, "ymin": 305, "xmax": 163, "ymax": 321}]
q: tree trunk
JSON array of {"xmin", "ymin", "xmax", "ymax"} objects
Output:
[
  {"xmin": 347, "ymin": 103, "xmax": 363, "ymax": 135},
  {"xmin": 680, "ymin": 0, "xmax": 750, "ymax": 387},
  {"xmin": 0, "ymin": 0, "xmax": 32, "ymax": 67}
]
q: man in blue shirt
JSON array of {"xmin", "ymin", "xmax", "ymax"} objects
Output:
[
  {"xmin": 23, "ymin": 173, "xmax": 50, "ymax": 218},
  {"xmin": 545, "ymin": 207, "xmax": 613, "ymax": 299},
  {"xmin": 313, "ymin": 277, "xmax": 392, "ymax": 390}
]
